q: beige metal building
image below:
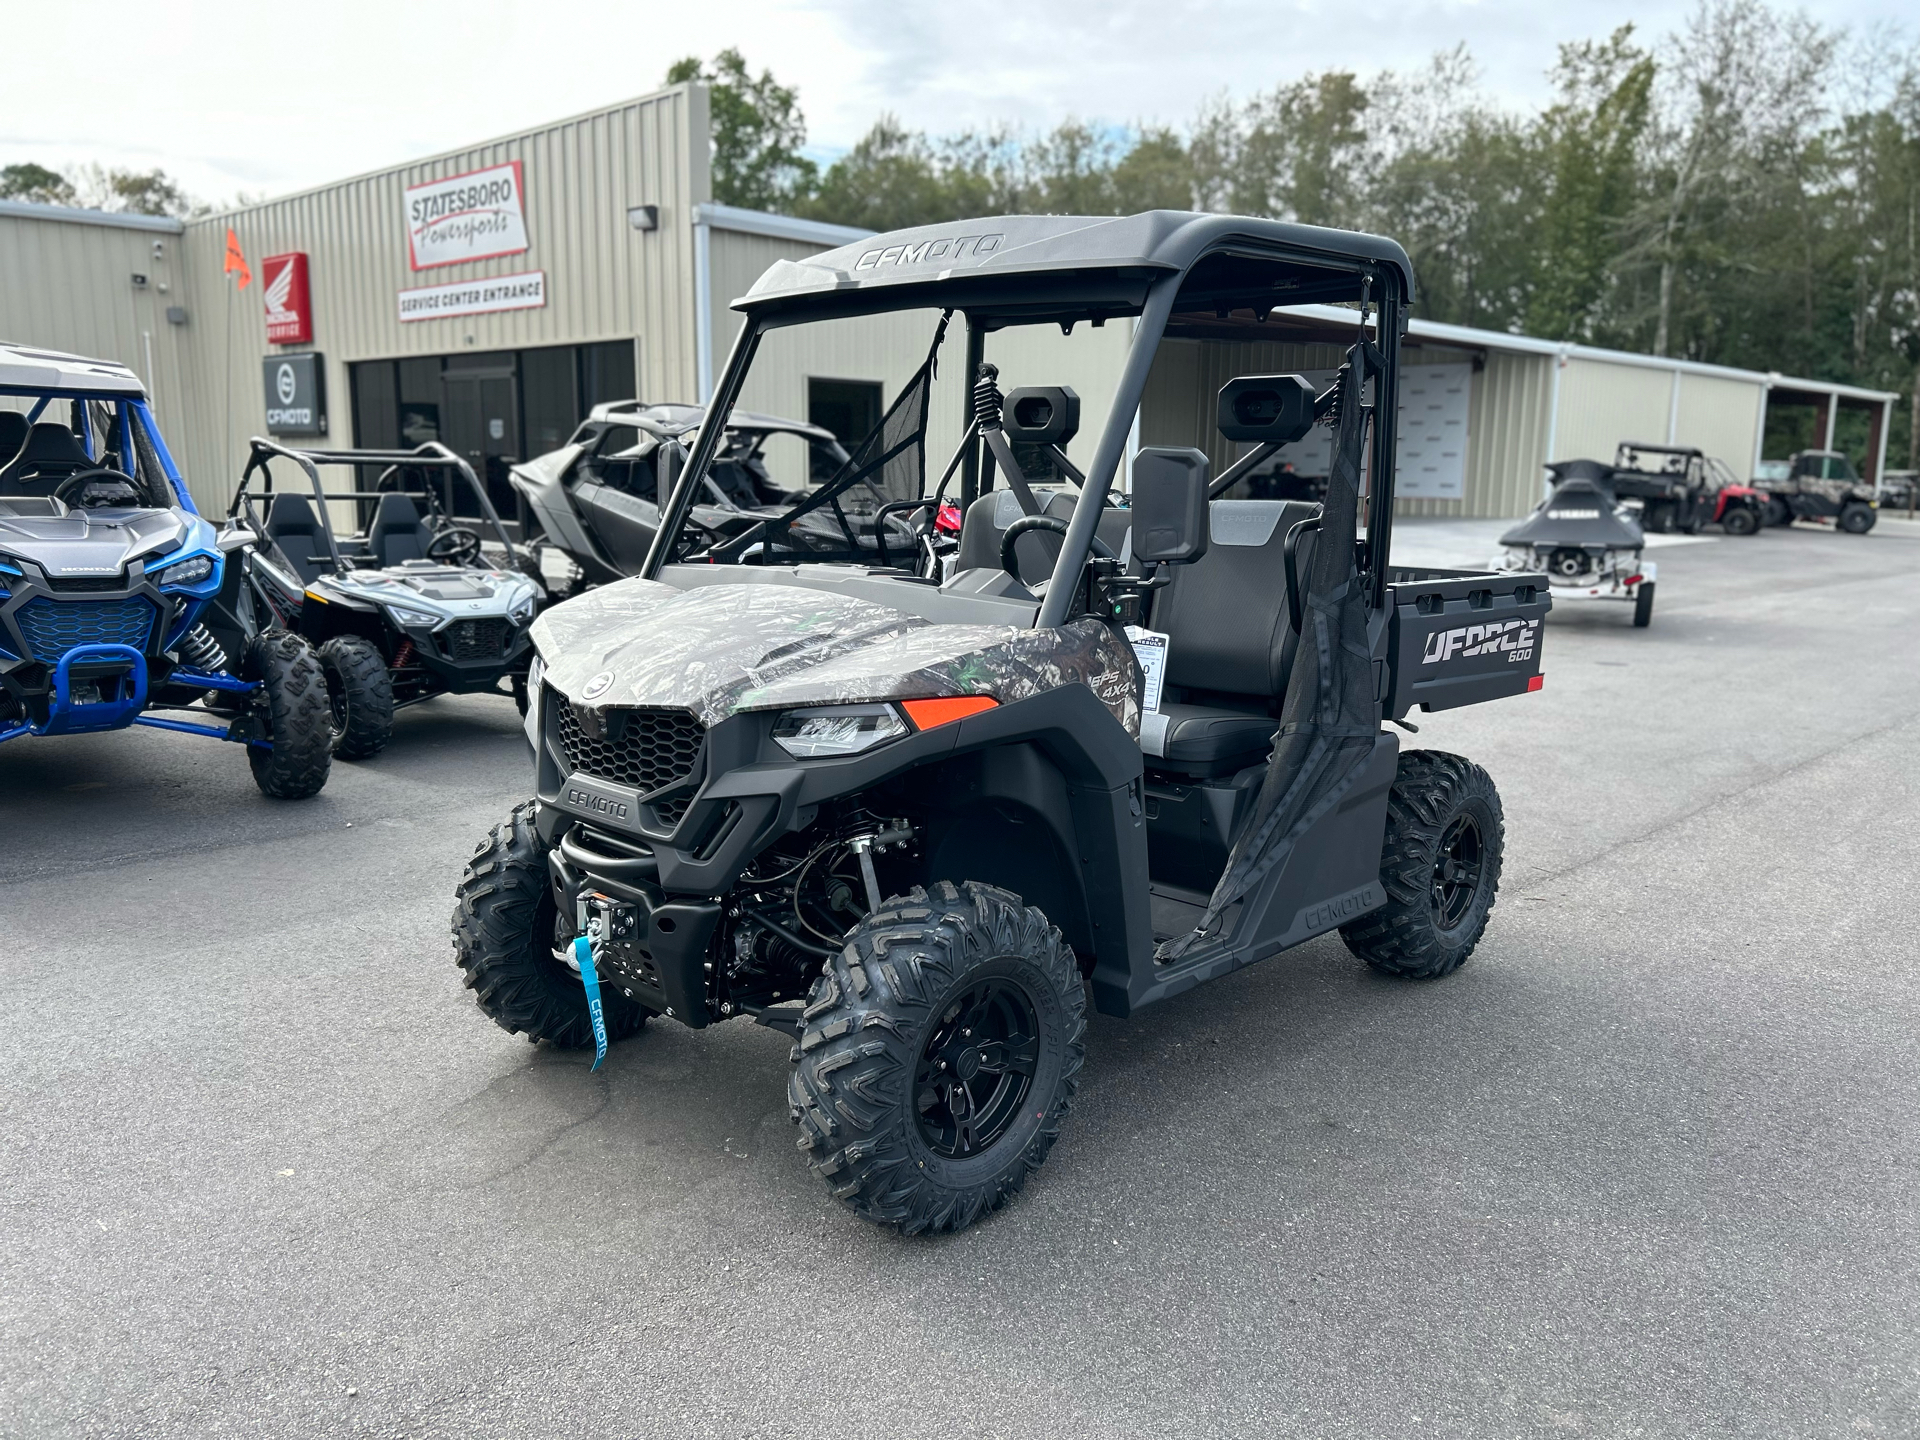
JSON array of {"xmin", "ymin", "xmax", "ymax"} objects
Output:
[{"xmin": 0, "ymin": 80, "xmax": 1898, "ymax": 522}]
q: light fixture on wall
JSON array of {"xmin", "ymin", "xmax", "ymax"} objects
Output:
[{"xmin": 627, "ymin": 204, "xmax": 659, "ymax": 232}]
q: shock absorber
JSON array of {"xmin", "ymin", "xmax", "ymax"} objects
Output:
[
  {"xmin": 972, "ymin": 362, "xmax": 1004, "ymax": 431},
  {"xmin": 177, "ymin": 623, "xmax": 230, "ymax": 673}
]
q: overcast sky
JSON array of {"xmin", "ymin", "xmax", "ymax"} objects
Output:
[{"xmin": 3, "ymin": 0, "xmax": 1911, "ymax": 206}]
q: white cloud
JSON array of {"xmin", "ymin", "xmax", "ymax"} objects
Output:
[{"xmin": 0, "ymin": 0, "xmax": 1906, "ymax": 203}]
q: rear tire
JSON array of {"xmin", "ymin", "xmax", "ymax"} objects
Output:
[
  {"xmin": 243, "ymin": 631, "xmax": 331, "ymax": 799},
  {"xmin": 318, "ymin": 635, "xmax": 394, "ymax": 759},
  {"xmin": 1839, "ymin": 502, "xmax": 1876, "ymax": 534},
  {"xmin": 1342, "ymin": 751, "xmax": 1503, "ymax": 980},
  {"xmin": 452, "ymin": 801, "xmax": 649, "ymax": 1047},
  {"xmin": 1765, "ymin": 497, "xmax": 1794, "ymax": 527},
  {"xmin": 1633, "ymin": 581, "xmax": 1655, "ymax": 627},
  {"xmin": 1721, "ymin": 505, "xmax": 1759, "ymax": 537},
  {"xmin": 789, "ymin": 880, "xmax": 1086, "ymax": 1236}
]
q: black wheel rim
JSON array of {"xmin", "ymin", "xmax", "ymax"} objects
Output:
[
  {"xmin": 914, "ymin": 978, "xmax": 1040, "ymax": 1159},
  {"xmin": 1431, "ymin": 814, "xmax": 1484, "ymax": 929},
  {"xmin": 323, "ymin": 663, "xmax": 348, "ymax": 738}
]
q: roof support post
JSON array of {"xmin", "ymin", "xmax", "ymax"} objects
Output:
[
  {"xmin": 1036, "ymin": 276, "xmax": 1179, "ymax": 629},
  {"xmin": 643, "ymin": 317, "xmax": 760, "ymax": 578}
]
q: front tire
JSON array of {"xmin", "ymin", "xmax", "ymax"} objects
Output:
[
  {"xmin": 452, "ymin": 802, "xmax": 649, "ymax": 1047},
  {"xmin": 1721, "ymin": 504, "xmax": 1760, "ymax": 537},
  {"xmin": 243, "ymin": 631, "xmax": 331, "ymax": 799},
  {"xmin": 319, "ymin": 635, "xmax": 394, "ymax": 759},
  {"xmin": 1341, "ymin": 751, "xmax": 1504, "ymax": 980},
  {"xmin": 789, "ymin": 880, "xmax": 1087, "ymax": 1236},
  {"xmin": 1633, "ymin": 580, "xmax": 1655, "ymax": 627},
  {"xmin": 1839, "ymin": 501, "xmax": 1876, "ymax": 534}
]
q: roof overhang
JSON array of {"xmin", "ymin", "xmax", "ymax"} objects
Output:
[
  {"xmin": 0, "ymin": 343, "xmax": 146, "ymax": 399},
  {"xmin": 733, "ymin": 211, "xmax": 1417, "ymax": 328}
]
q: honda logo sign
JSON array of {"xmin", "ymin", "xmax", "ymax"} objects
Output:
[
  {"xmin": 261, "ymin": 252, "xmax": 312, "ymax": 345},
  {"xmin": 263, "ymin": 353, "xmax": 327, "ymax": 435}
]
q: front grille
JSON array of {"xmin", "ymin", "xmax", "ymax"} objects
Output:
[
  {"xmin": 445, "ymin": 617, "xmax": 510, "ymax": 661},
  {"xmin": 554, "ymin": 695, "xmax": 704, "ymax": 796},
  {"xmin": 16, "ymin": 596, "xmax": 156, "ymax": 663},
  {"xmin": 46, "ymin": 575, "xmax": 128, "ymax": 593}
]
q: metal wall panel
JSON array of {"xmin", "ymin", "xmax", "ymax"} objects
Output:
[
  {"xmin": 165, "ymin": 85, "xmax": 706, "ymax": 512},
  {"xmin": 0, "ymin": 212, "xmax": 194, "ymax": 457},
  {"xmin": 1141, "ymin": 336, "xmax": 1551, "ymax": 516},
  {"xmin": 1553, "ymin": 358, "xmax": 1674, "ymax": 469},
  {"xmin": 1675, "ymin": 372, "xmax": 1765, "ymax": 476}
]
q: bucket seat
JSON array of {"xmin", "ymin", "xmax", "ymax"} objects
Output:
[
  {"xmin": 1144, "ymin": 499, "xmax": 1319, "ymax": 777},
  {"xmin": 0, "ymin": 422, "xmax": 95, "ymax": 496},
  {"xmin": 366, "ymin": 492, "xmax": 434, "ymax": 567},
  {"xmin": 0, "ymin": 412, "xmax": 30, "ymax": 473},
  {"xmin": 263, "ymin": 493, "xmax": 333, "ymax": 583}
]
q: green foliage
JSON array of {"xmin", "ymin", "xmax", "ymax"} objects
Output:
[
  {"xmin": 0, "ymin": 162, "xmax": 75, "ymax": 206},
  {"xmin": 668, "ymin": 49, "xmax": 817, "ymax": 211}
]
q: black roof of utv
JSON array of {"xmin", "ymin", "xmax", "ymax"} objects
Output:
[{"xmin": 736, "ymin": 212, "xmax": 1417, "ymax": 323}]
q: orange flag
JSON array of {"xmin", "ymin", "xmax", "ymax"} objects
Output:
[{"xmin": 223, "ymin": 227, "xmax": 251, "ymax": 289}]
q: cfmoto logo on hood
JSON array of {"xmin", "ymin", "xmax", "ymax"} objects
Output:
[{"xmin": 582, "ymin": 670, "xmax": 614, "ymax": 700}]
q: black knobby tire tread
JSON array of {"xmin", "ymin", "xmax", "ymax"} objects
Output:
[
  {"xmin": 787, "ymin": 879, "xmax": 1086, "ymax": 1236},
  {"xmin": 319, "ymin": 634, "xmax": 395, "ymax": 759},
  {"xmin": 243, "ymin": 631, "xmax": 332, "ymax": 799},
  {"xmin": 1633, "ymin": 581, "xmax": 1655, "ymax": 628},
  {"xmin": 1340, "ymin": 750, "xmax": 1504, "ymax": 980},
  {"xmin": 450, "ymin": 801, "xmax": 647, "ymax": 1048}
]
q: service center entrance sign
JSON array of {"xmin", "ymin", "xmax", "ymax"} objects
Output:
[
  {"xmin": 261, "ymin": 252, "xmax": 312, "ymax": 345},
  {"xmin": 397, "ymin": 270, "xmax": 546, "ymax": 323},
  {"xmin": 405, "ymin": 162, "xmax": 529, "ymax": 270},
  {"xmin": 263, "ymin": 353, "xmax": 326, "ymax": 435}
]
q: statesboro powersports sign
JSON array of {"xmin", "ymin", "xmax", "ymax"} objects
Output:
[{"xmin": 405, "ymin": 161, "xmax": 529, "ymax": 270}]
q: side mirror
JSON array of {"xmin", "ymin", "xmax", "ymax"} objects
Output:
[
  {"xmin": 1002, "ymin": 386, "xmax": 1080, "ymax": 446},
  {"xmin": 1130, "ymin": 447, "xmax": 1210, "ymax": 565},
  {"xmin": 1217, "ymin": 374, "xmax": 1315, "ymax": 444},
  {"xmin": 216, "ymin": 526, "xmax": 258, "ymax": 553}
]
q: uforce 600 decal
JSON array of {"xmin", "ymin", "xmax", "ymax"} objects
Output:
[{"xmin": 1422, "ymin": 617, "xmax": 1539, "ymax": 665}]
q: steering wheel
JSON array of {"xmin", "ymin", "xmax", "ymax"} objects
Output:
[
  {"xmin": 1000, "ymin": 513, "xmax": 1117, "ymax": 581},
  {"xmin": 427, "ymin": 526, "xmax": 483, "ymax": 565},
  {"xmin": 52, "ymin": 466, "xmax": 140, "ymax": 507}
]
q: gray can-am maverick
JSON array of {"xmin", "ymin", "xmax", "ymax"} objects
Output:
[{"xmin": 452, "ymin": 212, "xmax": 1551, "ymax": 1234}]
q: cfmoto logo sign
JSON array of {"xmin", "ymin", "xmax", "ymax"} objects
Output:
[
  {"xmin": 275, "ymin": 363, "xmax": 296, "ymax": 405},
  {"xmin": 583, "ymin": 670, "xmax": 614, "ymax": 700}
]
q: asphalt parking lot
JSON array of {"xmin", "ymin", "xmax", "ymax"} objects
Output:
[{"xmin": 6, "ymin": 521, "xmax": 1920, "ymax": 1439}]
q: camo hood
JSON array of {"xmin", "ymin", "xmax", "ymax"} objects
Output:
[{"xmin": 530, "ymin": 575, "xmax": 1140, "ymax": 734}]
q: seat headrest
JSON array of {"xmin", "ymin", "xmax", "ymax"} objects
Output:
[
  {"xmin": 368, "ymin": 491, "xmax": 424, "ymax": 534},
  {"xmin": 9, "ymin": 422, "xmax": 93, "ymax": 473},
  {"xmin": 265, "ymin": 492, "xmax": 323, "ymax": 535}
]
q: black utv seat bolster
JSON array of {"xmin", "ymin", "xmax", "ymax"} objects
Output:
[
  {"xmin": 367, "ymin": 492, "xmax": 434, "ymax": 566},
  {"xmin": 1154, "ymin": 702, "xmax": 1277, "ymax": 764},
  {"xmin": 954, "ymin": 487, "xmax": 1133, "ymax": 586},
  {"xmin": 263, "ymin": 492, "xmax": 331, "ymax": 582},
  {"xmin": 0, "ymin": 412, "xmax": 30, "ymax": 473}
]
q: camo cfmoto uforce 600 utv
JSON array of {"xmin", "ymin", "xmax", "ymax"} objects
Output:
[{"xmin": 452, "ymin": 213, "xmax": 1550, "ymax": 1234}]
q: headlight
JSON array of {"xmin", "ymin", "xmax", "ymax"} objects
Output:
[
  {"xmin": 523, "ymin": 654, "xmax": 544, "ymax": 746},
  {"xmin": 509, "ymin": 591, "xmax": 538, "ymax": 625},
  {"xmin": 771, "ymin": 703, "xmax": 908, "ymax": 758},
  {"xmin": 386, "ymin": 604, "xmax": 440, "ymax": 629},
  {"xmin": 156, "ymin": 553, "xmax": 214, "ymax": 588}
]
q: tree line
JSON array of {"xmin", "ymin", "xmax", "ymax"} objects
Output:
[{"xmin": 676, "ymin": 0, "xmax": 1920, "ymax": 466}]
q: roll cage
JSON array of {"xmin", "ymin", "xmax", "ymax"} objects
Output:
[
  {"xmin": 231, "ymin": 439, "xmax": 520, "ymax": 576},
  {"xmin": 640, "ymin": 212, "xmax": 1415, "ymax": 626}
]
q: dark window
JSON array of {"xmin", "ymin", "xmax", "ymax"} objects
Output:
[
  {"xmin": 580, "ymin": 341, "xmax": 637, "ymax": 410},
  {"xmin": 809, "ymin": 378, "xmax": 883, "ymax": 447},
  {"xmin": 521, "ymin": 345, "xmax": 577, "ymax": 454},
  {"xmin": 397, "ymin": 357, "xmax": 443, "ymax": 446},
  {"xmin": 351, "ymin": 360, "xmax": 399, "ymax": 450}
]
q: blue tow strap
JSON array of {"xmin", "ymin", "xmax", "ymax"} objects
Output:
[{"xmin": 572, "ymin": 935, "xmax": 608, "ymax": 1072}]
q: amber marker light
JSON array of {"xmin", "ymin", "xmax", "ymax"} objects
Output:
[{"xmin": 900, "ymin": 696, "xmax": 998, "ymax": 730}]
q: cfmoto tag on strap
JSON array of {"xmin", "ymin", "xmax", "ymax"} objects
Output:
[{"xmin": 572, "ymin": 935, "xmax": 608, "ymax": 1072}]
